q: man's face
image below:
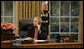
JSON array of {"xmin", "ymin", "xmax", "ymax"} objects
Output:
[{"xmin": 33, "ymin": 18, "xmax": 39, "ymax": 26}]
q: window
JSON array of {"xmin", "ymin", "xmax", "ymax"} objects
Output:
[
  {"xmin": 1, "ymin": 1, "xmax": 16, "ymax": 33},
  {"xmin": 50, "ymin": 1, "xmax": 79, "ymax": 42}
]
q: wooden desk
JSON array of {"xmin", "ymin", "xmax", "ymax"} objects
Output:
[
  {"xmin": 1, "ymin": 42, "xmax": 13, "ymax": 48},
  {"xmin": 13, "ymin": 42, "xmax": 83, "ymax": 48},
  {"xmin": 1, "ymin": 35, "xmax": 19, "ymax": 48},
  {"xmin": 1, "ymin": 33, "xmax": 19, "ymax": 41}
]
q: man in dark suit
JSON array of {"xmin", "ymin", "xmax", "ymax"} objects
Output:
[{"xmin": 25, "ymin": 17, "xmax": 48, "ymax": 40}]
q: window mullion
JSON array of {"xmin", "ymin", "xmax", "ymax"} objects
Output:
[
  {"xmin": 3, "ymin": 1, "xmax": 4, "ymax": 22},
  {"xmin": 69, "ymin": 1, "xmax": 71, "ymax": 34},
  {"xmin": 13, "ymin": 1, "xmax": 14, "ymax": 24},
  {"xmin": 49, "ymin": 1, "xmax": 51, "ymax": 35},
  {"xmin": 13, "ymin": 1, "xmax": 16, "ymax": 34},
  {"xmin": 59, "ymin": 1, "xmax": 61, "ymax": 34}
]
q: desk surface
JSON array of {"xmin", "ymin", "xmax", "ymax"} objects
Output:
[{"xmin": 13, "ymin": 42, "xmax": 83, "ymax": 48}]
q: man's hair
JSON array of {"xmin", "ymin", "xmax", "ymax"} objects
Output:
[{"xmin": 34, "ymin": 17, "xmax": 42, "ymax": 25}]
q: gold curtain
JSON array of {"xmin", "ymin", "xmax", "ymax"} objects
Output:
[
  {"xmin": 17, "ymin": 1, "xmax": 41, "ymax": 19},
  {"xmin": 78, "ymin": 1, "xmax": 83, "ymax": 42},
  {"xmin": 15, "ymin": 1, "xmax": 42, "ymax": 36}
]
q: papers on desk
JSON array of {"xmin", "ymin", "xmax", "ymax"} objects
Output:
[
  {"xmin": 16, "ymin": 38, "xmax": 54, "ymax": 42},
  {"xmin": 1, "ymin": 40, "xmax": 16, "ymax": 43},
  {"xmin": 1, "ymin": 38, "xmax": 28, "ymax": 43},
  {"xmin": 1, "ymin": 37, "xmax": 54, "ymax": 43},
  {"xmin": 35, "ymin": 40, "xmax": 54, "ymax": 42},
  {"xmin": 16, "ymin": 38, "xmax": 28, "ymax": 41},
  {"xmin": 1, "ymin": 40, "xmax": 11, "ymax": 43}
]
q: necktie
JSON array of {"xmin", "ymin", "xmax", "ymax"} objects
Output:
[{"xmin": 34, "ymin": 28, "xmax": 38, "ymax": 40}]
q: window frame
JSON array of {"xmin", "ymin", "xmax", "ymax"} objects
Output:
[
  {"xmin": 1, "ymin": 1, "xmax": 16, "ymax": 33},
  {"xmin": 49, "ymin": 1, "xmax": 79, "ymax": 41}
]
